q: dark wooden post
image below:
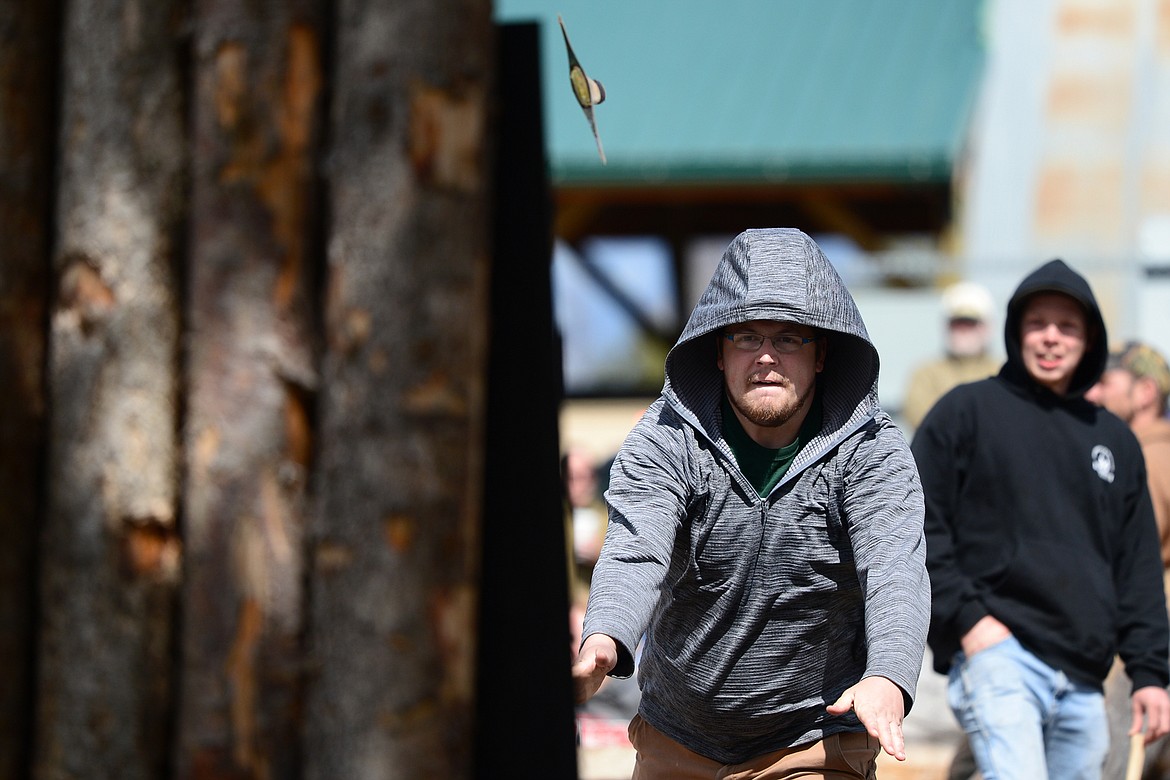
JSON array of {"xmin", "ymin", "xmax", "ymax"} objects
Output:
[
  {"xmin": 0, "ymin": 2, "xmax": 60, "ymax": 778},
  {"xmin": 474, "ymin": 20, "xmax": 579, "ymax": 780}
]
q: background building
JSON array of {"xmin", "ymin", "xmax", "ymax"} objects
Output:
[{"xmin": 498, "ymin": 0, "xmax": 1170, "ymax": 434}]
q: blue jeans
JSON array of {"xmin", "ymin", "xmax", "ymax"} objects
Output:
[{"xmin": 948, "ymin": 635, "xmax": 1108, "ymax": 780}]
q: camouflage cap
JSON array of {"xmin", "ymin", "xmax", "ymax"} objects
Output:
[{"xmin": 1107, "ymin": 340, "xmax": 1170, "ymax": 399}]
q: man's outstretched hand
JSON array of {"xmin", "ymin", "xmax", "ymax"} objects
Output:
[
  {"xmin": 826, "ymin": 675, "xmax": 908, "ymax": 761},
  {"xmin": 571, "ymin": 633, "xmax": 618, "ymax": 705}
]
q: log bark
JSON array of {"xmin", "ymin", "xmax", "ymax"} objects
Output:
[
  {"xmin": 0, "ymin": 2, "xmax": 59, "ymax": 778},
  {"xmin": 176, "ymin": 2, "xmax": 325, "ymax": 777},
  {"xmin": 305, "ymin": 1, "xmax": 494, "ymax": 776},
  {"xmin": 36, "ymin": 0, "xmax": 186, "ymax": 777}
]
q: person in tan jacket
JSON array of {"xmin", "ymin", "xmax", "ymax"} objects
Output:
[
  {"xmin": 902, "ymin": 281, "xmax": 1001, "ymax": 431},
  {"xmin": 1087, "ymin": 340, "xmax": 1170, "ymax": 779}
]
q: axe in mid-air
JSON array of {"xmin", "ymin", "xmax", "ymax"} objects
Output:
[{"xmin": 558, "ymin": 14, "xmax": 607, "ymax": 164}]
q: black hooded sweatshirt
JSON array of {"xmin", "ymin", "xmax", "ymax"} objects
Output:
[{"xmin": 912, "ymin": 259, "xmax": 1170, "ymax": 692}]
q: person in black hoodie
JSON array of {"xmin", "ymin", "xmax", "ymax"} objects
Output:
[{"xmin": 912, "ymin": 259, "xmax": 1170, "ymax": 780}]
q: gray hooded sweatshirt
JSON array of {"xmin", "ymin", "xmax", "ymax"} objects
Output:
[{"xmin": 582, "ymin": 228, "xmax": 929, "ymax": 763}]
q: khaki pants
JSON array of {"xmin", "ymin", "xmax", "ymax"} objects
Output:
[{"xmin": 628, "ymin": 714, "xmax": 879, "ymax": 780}]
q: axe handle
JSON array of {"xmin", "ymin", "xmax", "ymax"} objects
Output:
[{"xmin": 1126, "ymin": 732, "xmax": 1144, "ymax": 780}]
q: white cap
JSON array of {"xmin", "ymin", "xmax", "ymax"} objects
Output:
[{"xmin": 942, "ymin": 281, "xmax": 994, "ymax": 322}]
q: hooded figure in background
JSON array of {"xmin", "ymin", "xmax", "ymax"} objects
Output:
[
  {"xmin": 571, "ymin": 228, "xmax": 929, "ymax": 779},
  {"xmin": 912, "ymin": 259, "xmax": 1170, "ymax": 780}
]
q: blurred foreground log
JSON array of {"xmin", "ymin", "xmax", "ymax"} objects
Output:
[
  {"xmin": 175, "ymin": 1, "xmax": 325, "ymax": 777},
  {"xmin": 36, "ymin": 0, "xmax": 187, "ymax": 778},
  {"xmin": 0, "ymin": 2, "xmax": 577, "ymax": 778},
  {"xmin": 304, "ymin": 1, "xmax": 494, "ymax": 777}
]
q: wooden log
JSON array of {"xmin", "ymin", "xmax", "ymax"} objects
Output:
[
  {"xmin": 305, "ymin": 1, "xmax": 494, "ymax": 776},
  {"xmin": 36, "ymin": 0, "xmax": 185, "ymax": 777},
  {"xmin": 176, "ymin": 2, "xmax": 325, "ymax": 777}
]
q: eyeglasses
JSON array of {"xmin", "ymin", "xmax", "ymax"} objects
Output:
[{"xmin": 724, "ymin": 331, "xmax": 818, "ymax": 353}]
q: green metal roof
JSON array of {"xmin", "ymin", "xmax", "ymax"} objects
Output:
[{"xmin": 495, "ymin": 0, "xmax": 987, "ymax": 186}]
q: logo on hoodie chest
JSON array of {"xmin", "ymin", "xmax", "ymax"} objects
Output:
[{"xmin": 1091, "ymin": 445, "xmax": 1115, "ymax": 483}]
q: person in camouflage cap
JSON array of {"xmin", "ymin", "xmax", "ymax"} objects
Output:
[
  {"xmin": 1088, "ymin": 339, "xmax": 1170, "ymax": 780},
  {"xmin": 1088, "ymin": 340, "xmax": 1170, "ymax": 544},
  {"xmin": 1107, "ymin": 341, "xmax": 1170, "ymax": 412}
]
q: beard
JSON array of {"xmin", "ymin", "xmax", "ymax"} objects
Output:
[{"xmin": 727, "ymin": 377, "xmax": 814, "ymax": 428}]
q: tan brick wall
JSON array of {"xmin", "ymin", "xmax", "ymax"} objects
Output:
[
  {"xmin": 1158, "ymin": 0, "xmax": 1170, "ymax": 51},
  {"xmin": 1032, "ymin": 0, "xmax": 1150, "ymax": 250},
  {"xmin": 1035, "ymin": 163, "xmax": 1126, "ymax": 242}
]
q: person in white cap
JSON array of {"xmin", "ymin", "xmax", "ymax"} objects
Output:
[{"xmin": 902, "ymin": 281, "xmax": 1001, "ymax": 430}]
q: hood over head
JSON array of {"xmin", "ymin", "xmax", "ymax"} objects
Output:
[
  {"xmin": 663, "ymin": 228, "xmax": 879, "ymax": 444},
  {"xmin": 1001, "ymin": 258, "xmax": 1108, "ymax": 399}
]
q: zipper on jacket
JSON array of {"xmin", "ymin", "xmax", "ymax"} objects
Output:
[{"xmin": 736, "ymin": 502, "xmax": 770, "ymax": 606}]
